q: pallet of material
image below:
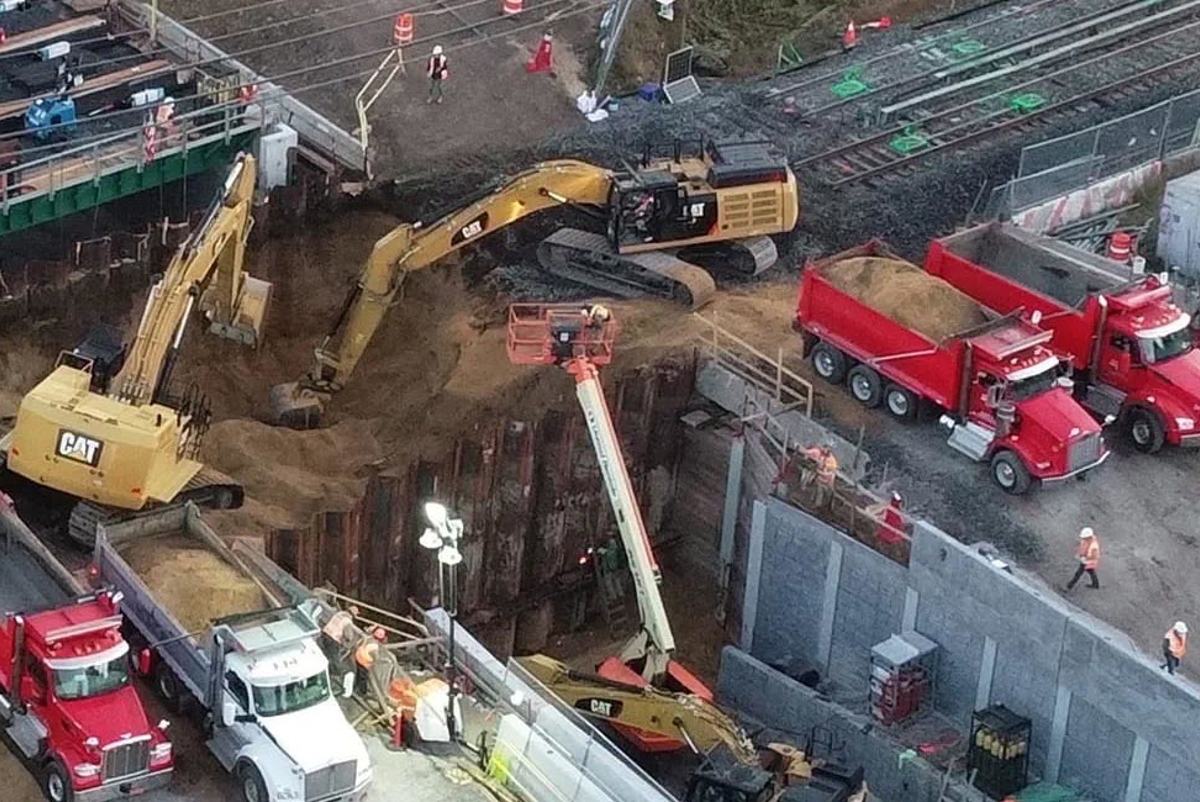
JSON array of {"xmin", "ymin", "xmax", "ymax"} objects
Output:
[{"xmin": 0, "ymin": 16, "xmax": 105, "ymax": 56}]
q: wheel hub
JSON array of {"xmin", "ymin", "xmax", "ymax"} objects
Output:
[{"xmin": 995, "ymin": 462, "xmax": 1015, "ymax": 486}]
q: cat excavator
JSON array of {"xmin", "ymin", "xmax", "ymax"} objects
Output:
[
  {"xmin": 0, "ymin": 153, "xmax": 270, "ymax": 545},
  {"xmin": 269, "ymin": 139, "xmax": 799, "ymax": 428},
  {"xmin": 503, "ymin": 305, "xmax": 865, "ymax": 802}
]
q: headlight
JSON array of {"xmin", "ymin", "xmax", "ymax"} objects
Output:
[
  {"xmin": 276, "ymin": 788, "xmax": 300, "ymax": 801},
  {"xmin": 151, "ymin": 742, "xmax": 173, "ymax": 763},
  {"xmin": 1175, "ymin": 417, "xmax": 1195, "ymax": 430},
  {"xmin": 73, "ymin": 763, "xmax": 102, "ymax": 778}
]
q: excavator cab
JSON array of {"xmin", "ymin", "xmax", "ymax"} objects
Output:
[
  {"xmin": 686, "ymin": 745, "xmax": 866, "ymax": 802},
  {"xmin": 67, "ymin": 324, "xmax": 128, "ymax": 394}
]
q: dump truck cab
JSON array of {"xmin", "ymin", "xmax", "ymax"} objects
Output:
[{"xmin": 0, "ymin": 589, "xmax": 173, "ymax": 802}]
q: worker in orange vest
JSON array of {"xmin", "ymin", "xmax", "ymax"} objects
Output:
[
  {"xmin": 802, "ymin": 442, "xmax": 838, "ymax": 510},
  {"xmin": 1162, "ymin": 621, "xmax": 1188, "ymax": 675},
  {"xmin": 1066, "ymin": 527, "xmax": 1100, "ymax": 591}
]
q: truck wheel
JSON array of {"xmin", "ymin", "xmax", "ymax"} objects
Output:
[
  {"xmin": 1127, "ymin": 408, "xmax": 1165, "ymax": 453},
  {"xmin": 990, "ymin": 451, "xmax": 1032, "ymax": 495},
  {"xmin": 237, "ymin": 762, "xmax": 269, "ymax": 802},
  {"xmin": 883, "ymin": 384, "xmax": 917, "ymax": 420},
  {"xmin": 847, "ymin": 365, "xmax": 883, "ymax": 408},
  {"xmin": 810, "ymin": 342, "xmax": 848, "ymax": 384},
  {"xmin": 40, "ymin": 758, "xmax": 73, "ymax": 802},
  {"xmin": 155, "ymin": 661, "xmax": 186, "ymax": 713}
]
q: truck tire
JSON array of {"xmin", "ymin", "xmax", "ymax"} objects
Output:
[
  {"xmin": 155, "ymin": 661, "xmax": 186, "ymax": 713},
  {"xmin": 810, "ymin": 342, "xmax": 848, "ymax": 384},
  {"xmin": 40, "ymin": 758, "xmax": 73, "ymax": 802},
  {"xmin": 883, "ymin": 384, "xmax": 917, "ymax": 420},
  {"xmin": 1127, "ymin": 407, "xmax": 1165, "ymax": 453},
  {"xmin": 847, "ymin": 365, "xmax": 883, "ymax": 408},
  {"xmin": 990, "ymin": 451, "xmax": 1032, "ymax": 495},
  {"xmin": 237, "ymin": 762, "xmax": 269, "ymax": 802}
]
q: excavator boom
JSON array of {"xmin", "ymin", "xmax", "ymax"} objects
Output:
[{"xmin": 269, "ymin": 159, "xmax": 613, "ymax": 428}]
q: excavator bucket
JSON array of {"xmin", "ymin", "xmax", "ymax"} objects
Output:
[
  {"xmin": 208, "ymin": 276, "xmax": 273, "ymax": 347},
  {"xmin": 268, "ymin": 381, "xmax": 324, "ymax": 430}
]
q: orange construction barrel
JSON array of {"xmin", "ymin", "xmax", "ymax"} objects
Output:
[
  {"xmin": 503, "ymin": 0, "xmax": 522, "ymax": 15},
  {"xmin": 394, "ymin": 13, "xmax": 414, "ymax": 45}
]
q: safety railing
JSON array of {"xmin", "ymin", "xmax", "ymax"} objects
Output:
[
  {"xmin": 695, "ymin": 313, "xmax": 814, "ymax": 418},
  {"xmin": 0, "ymin": 103, "xmax": 262, "ymax": 212}
]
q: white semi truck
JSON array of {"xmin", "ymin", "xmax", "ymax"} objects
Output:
[{"xmin": 90, "ymin": 503, "xmax": 373, "ymax": 802}]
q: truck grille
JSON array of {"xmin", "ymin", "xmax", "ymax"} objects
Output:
[
  {"xmin": 305, "ymin": 761, "xmax": 356, "ymax": 801},
  {"xmin": 1069, "ymin": 433, "xmax": 1103, "ymax": 471},
  {"xmin": 102, "ymin": 737, "xmax": 150, "ymax": 782}
]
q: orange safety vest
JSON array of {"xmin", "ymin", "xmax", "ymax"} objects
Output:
[
  {"xmin": 355, "ymin": 640, "xmax": 379, "ymax": 668},
  {"xmin": 1166, "ymin": 629, "xmax": 1187, "ymax": 659},
  {"xmin": 813, "ymin": 452, "xmax": 838, "ymax": 485},
  {"xmin": 1077, "ymin": 537, "xmax": 1100, "ymax": 570}
]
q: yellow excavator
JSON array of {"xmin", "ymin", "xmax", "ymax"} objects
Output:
[
  {"xmin": 0, "ymin": 152, "xmax": 270, "ymax": 545},
  {"xmin": 269, "ymin": 138, "xmax": 800, "ymax": 428}
]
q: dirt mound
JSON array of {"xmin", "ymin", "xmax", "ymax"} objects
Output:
[
  {"xmin": 822, "ymin": 256, "xmax": 988, "ymax": 341},
  {"xmin": 120, "ymin": 534, "xmax": 263, "ymax": 633}
]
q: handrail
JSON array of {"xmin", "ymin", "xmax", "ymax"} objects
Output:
[
  {"xmin": 1, "ymin": 107, "xmax": 262, "ymax": 211},
  {"xmin": 695, "ymin": 313, "xmax": 814, "ymax": 417}
]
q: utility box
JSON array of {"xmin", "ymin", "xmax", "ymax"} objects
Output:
[
  {"xmin": 1158, "ymin": 168, "xmax": 1200, "ymax": 280},
  {"xmin": 256, "ymin": 123, "xmax": 298, "ymax": 192}
]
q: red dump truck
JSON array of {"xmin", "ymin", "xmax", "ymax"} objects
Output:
[
  {"xmin": 796, "ymin": 242, "xmax": 1108, "ymax": 493},
  {"xmin": 927, "ymin": 223, "xmax": 1200, "ymax": 453},
  {"xmin": 0, "ymin": 497, "xmax": 173, "ymax": 802}
]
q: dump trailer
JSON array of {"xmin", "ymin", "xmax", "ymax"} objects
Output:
[
  {"xmin": 0, "ymin": 495, "xmax": 173, "ymax": 802},
  {"xmin": 90, "ymin": 503, "xmax": 372, "ymax": 802},
  {"xmin": 927, "ymin": 223, "xmax": 1200, "ymax": 453},
  {"xmin": 796, "ymin": 242, "xmax": 1108, "ymax": 493}
]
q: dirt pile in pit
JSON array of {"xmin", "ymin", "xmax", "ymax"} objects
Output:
[
  {"xmin": 120, "ymin": 534, "xmax": 263, "ymax": 633},
  {"xmin": 821, "ymin": 256, "xmax": 988, "ymax": 341}
]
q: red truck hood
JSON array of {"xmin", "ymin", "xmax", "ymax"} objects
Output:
[
  {"xmin": 1151, "ymin": 350, "xmax": 1200, "ymax": 407},
  {"xmin": 1015, "ymin": 388, "xmax": 1100, "ymax": 441},
  {"xmin": 58, "ymin": 686, "xmax": 153, "ymax": 748}
]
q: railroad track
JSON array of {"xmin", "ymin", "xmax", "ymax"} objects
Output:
[{"xmin": 793, "ymin": 5, "xmax": 1200, "ymax": 185}]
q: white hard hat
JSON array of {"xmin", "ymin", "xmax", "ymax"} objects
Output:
[
  {"xmin": 1079, "ymin": 527, "xmax": 1094, "ymax": 539},
  {"xmin": 1175, "ymin": 621, "xmax": 1189, "ymax": 634},
  {"xmin": 432, "ymin": 45, "xmax": 444, "ymax": 55}
]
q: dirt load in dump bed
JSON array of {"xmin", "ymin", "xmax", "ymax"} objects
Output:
[
  {"xmin": 821, "ymin": 256, "xmax": 990, "ymax": 341},
  {"xmin": 120, "ymin": 533, "xmax": 265, "ymax": 634}
]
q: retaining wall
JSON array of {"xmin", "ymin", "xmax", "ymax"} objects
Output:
[{"xmin": 721, "ymin": 497, "xmax": 1200, "ymax": 802}]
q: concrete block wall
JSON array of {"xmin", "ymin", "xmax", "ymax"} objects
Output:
[
  {"xmin": 721, "ymin": 496, "xmax": 1200, "ymax": 802},
  {"xmin": 719, "ymin": 648, "xmax": 951, "ymax": 802}
]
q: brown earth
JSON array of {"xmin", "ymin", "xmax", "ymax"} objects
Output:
[
  {"xmin": 821, "ymin": 255, "xmax": 988, "ymax": 341},
  {"xmin": 119, "ymin": 533, "xmax": 265, "ymax": 633}
]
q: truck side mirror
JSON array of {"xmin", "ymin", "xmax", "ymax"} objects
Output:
[
  {"xmin": 342, "ymin": 672, "xmax": 355, "ymax": 699},
  {"xmin": 985, "ymin": 383, "xmax": 1003, "ymax": 408},
  {"xmin": 221, "ymin": 701, "xmax": 237, "ymax": 727}
]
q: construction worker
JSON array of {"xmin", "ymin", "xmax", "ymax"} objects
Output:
[
  {"xmin": 426, "ymin": 45, "xmax": 449, "ymax": 104},
  {"xmin": 1162, "ymin": 621, "xmax": 1188, "ymax": 675},
  {"xmin": 354, "ymin": 627, "xmax": 387, "ymax": 692},
  {"xmin": 1066, "ymin": 527, "xmax": 1100, "ymax": 591},
  {"xmin": 802, "ymin": 442, "xmax": 838, "ymax": 511}
]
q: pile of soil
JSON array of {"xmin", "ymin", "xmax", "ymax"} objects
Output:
[
  {"xmin": 821, "ymin": 256, "xmax": 988, "ymax": 341},
  {"xmin": 120, "ymin": 534, "xmax": 263, "ymax": 633}
]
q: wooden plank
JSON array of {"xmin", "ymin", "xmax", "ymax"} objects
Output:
[
  {"xmin": 0, "ymin": 16, "xmax": 105, "ymax": 56},
  {"xmin": 0, "ymin": 59, "xmax": 173, "ymax": 120}
]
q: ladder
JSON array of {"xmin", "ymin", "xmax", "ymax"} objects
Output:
[{"xmin": 593, "ymin": 546, "xmax": 630, "ymax": 636}]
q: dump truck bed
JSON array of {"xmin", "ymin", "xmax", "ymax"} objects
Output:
[
  {"xmin": 93, "ymin": 503, "xmax": 272, "ymax": 703},
  {"xmin": 929, "ymin": 222, "xmax": 1130, "ymax": 308}
]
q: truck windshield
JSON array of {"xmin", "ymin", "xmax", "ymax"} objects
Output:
[
  {"xmin": 1139, "ymin": 327, "xmax": 1193, "ymax": 365},
  {"xmin": 1007, "ymin": 369, "xmax": 1057, "ymax": 401},
  {"xmin": 252, "ymin": 671, "xmax": 331, "ymax": 717},
  {"xmin": 53, "ymin": 656, "xmax": 130, "ymax": 700}
]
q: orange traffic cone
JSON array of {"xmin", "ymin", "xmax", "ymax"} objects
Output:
[
  {"xmin": 503, "ymin": 0, "xmax": 522, "ymax": 14},
  {"xmin": 843, "ymin": 20, "xmax": 858, "ymax": 49},
  {"xmin": 526, "ymin": 33, "xmax": 553, "ymax": 73},
  {"xmin": 393, "ymin": 13, "xmax": 414, "ymax": 45}
]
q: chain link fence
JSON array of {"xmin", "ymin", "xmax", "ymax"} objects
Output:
[{"xmin": 979, "ymin": 88, "xmax": 1200, "ymax": 220}]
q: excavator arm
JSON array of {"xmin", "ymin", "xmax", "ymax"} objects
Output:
[
  {"xmin": 269, "ymin": 159, "xmax": 614, "ymax": 427},
  {"xmin": 519, "ymin": 653, "xmax": 756, "ymax": 761},
  {"xmin": 112, "ymin": 152, "xmax": 268, "ymax": 406}
]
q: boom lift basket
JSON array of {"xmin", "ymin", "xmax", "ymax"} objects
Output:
[{"xmin": 506, "ymin": 303, "xmax": 617, "ymax": 366}]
